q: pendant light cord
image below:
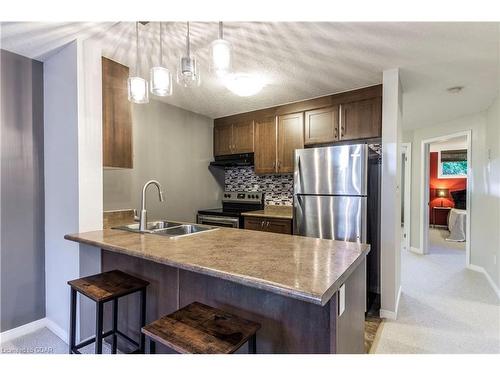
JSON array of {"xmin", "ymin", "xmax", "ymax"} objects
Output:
[
  {"xmin": 186, "ymin": 21, "xmax": 191, "ymax": 58},
  {"xmin": 159, "ymin": 22, "xmax": 163, "ymax": 66},
  {"xmin": 135, "ymin": 21, "xmax": 139, "ymax": 75},
  {"xmin": 219, "ymin": 21, "xmax": 223, "ymax": 40}
]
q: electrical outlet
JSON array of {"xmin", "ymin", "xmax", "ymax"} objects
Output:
[{"xmin": 494, "ymin": 255, "xmax": 497, "ymax": 265}]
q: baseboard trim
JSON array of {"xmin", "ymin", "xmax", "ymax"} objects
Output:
[
  {"xmin": 467, "ymin": 264, "xmax": 500, "ymax": 300},
  {"xmin": 0, "ymin": 317, "xmax": 69, "ymax": 345},
  {"xmin": 45, "ymin": 319, "xmax": 68, "ymax": 344},
  {"xmin": 380, "ymin": 285, "xmax": 402, "ymax": 320},
  {"xmin": 395, "ymin": 285, "xmax": 402, "ymax": 314},
  {"xmin": 0, "ymin": 318, "xmax": 47, "ymax": 344},
  {"xmin": 410, "ymin": 246, "xmax": 423, "ymax": 255}
]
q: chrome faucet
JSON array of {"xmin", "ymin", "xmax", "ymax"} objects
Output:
[{"xmin": 139, "ymin": 180, "xmax": 165, "ymax": 231}]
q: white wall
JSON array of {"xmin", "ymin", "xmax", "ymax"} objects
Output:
[
  {"xmin": 380, "ymin": 68, "xmax": 403, "ymax": 319},
  {"xmin": 103, "ymin": 99, "xmax": 223, "ymax": 222},
  {"xmin": 44, "ymin": 39, "xmax": 102, "ymax": 341},
  {"xmin": 407, "ymin": 110, "xmax": 499, "ymax": 291},
  {"xmin": 44, "ymin": 41, "xmax": 81, "ymax": 338},
  {"xmin": 485, "ymin": 94, "xmax": 500, "ymax": 289}
]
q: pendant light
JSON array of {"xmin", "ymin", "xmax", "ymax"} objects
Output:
[
  {"xmin": 210, "ymin": 22, "xmax": 232, "ymax": 77},
  {"xmin": 177, "ymin": 22, "xmax": 201, "ymax": 88},
  {"xmin": 128, "ymin": 22, "xmax": 149, "ymax": 103},
  {"xmin": 150, "ymin": 22, "xmax": 173, "ymax": 96}
]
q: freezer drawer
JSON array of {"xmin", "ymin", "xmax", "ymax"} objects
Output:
[
  {"xmin": 294, "ymin": 195, "xmax": 367, "ymax": 242},
  {"xmin": 294, "ymin": 144, "xmax": 367, "ymax": 196}
]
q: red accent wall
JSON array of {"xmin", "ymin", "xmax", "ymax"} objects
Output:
[{"xmin": 429, "ymin": 152, "xmax": 466, "ymax": 222}]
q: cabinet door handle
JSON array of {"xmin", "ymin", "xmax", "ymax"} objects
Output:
[
  {"xmin": 272, "ymin": 161, "xmax": 276, "ymax": 169},
  {"xmin": 261, "ymin": 221, "xmax": 265, "ymax": 229},
  {"xmin": 338, "ymin": 104, "xmax": 343, "ymax": 139},
  {"xmin": 266, "ymin": 221, "xmax": 270, "ymax": 228}
]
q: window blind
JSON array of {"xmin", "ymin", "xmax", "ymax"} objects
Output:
[{"xmin": 441, "ymin": 149, "xmax": 467, "ymax": 162}]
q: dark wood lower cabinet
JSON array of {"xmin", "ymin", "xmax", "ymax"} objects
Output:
[
  {"xmin": 101, "ymin": 250, "xmax": 367, "ymax": 354},
  {"xmin": 244, "ymin": 217, "xmax": 292, "ymax": 234}
]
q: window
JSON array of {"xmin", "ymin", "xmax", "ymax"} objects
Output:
[{"xmin": 438, "ymin": 149, "xmax": 467, "ymax": 178}]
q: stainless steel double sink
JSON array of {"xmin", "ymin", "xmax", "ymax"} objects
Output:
[{"xmin": 113, "ymin": 220, "xmax": 216, "ymax": 238}]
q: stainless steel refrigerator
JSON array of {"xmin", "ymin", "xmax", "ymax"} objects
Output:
[{"xmin": 293, "ymin": 144, "xmax": 381, "ymax": 313}]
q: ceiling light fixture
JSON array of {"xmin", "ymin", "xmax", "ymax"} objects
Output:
[
  {"xmin": 210, "ymin": 22, "xmax": 232, "ymax": 77},
  {"xmin": 447, "ymin": 86, "xmax": 464, "ymax": 94},
  {"xmin": 177, "ymin": 22, "xmax": 201, "ymax": 88},
  {"xmin": 128, "ymin": 22, "xmax": 149, "ymax": 104},
  {"xmin": 224, "ymin": 73, "xmax": 266, "ymax": 97},
  {"xmin": 150, "ymin": 22, "xmax": 173, "ymax": 97}
]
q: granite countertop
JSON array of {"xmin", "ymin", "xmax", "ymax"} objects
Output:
[
  {"xmin": 65, "ymin": 227, "xmax": 369, "ymax": 306},
  {"xmin": 241, "ymin": 205, "xmax": 293, "ymax": 220}
]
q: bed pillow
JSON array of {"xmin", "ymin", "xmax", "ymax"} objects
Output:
[{"xmin": 451, "ymin": 189, "xmax": 466, "ymax": 209}]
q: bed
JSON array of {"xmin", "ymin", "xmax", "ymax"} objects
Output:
[
  {"xmin": 446, "ymin": 189, "xmax": 467, "ymax": 242},
  {"xmin": 447, "ymin": 208, "xmax": 466, "ymax": 242}
]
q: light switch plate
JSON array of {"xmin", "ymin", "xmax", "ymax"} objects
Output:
[{"xmin": 338, "ymin": 284, "xmax": 346, "ymax": 316}]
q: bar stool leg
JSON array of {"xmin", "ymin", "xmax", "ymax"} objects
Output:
[
  {"xmin": 139, "ymin": 288, "xmax": 147, "ymax": 353},
  {"xmin": 69, "ymin": 288, "xmax": 77, "ymax": 354},
  {"xmin": 95, "ymin": 301, "xmax": 104, "ymax": 354},
  {"xmin": 112, "ymin": 298, "xmax": 118, "ymax": 354},
  {"xmin": 248, "ymin": 334, "xmax": 257, "ymax": 354},
  {"xmin": 149, "ymin": 339, "xmax": 156, "ymax": 354}
]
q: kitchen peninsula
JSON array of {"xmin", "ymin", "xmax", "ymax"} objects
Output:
[{"xmin": 65, "ymin": 226, "xmax": 369, "ymax": 354}]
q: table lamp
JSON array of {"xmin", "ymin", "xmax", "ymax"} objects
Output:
[{"xmin": 436, "ymin": 188, "xmax": 449, "ymax": 207}]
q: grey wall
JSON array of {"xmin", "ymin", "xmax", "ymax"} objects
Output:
[
  {"xmin": 103, "ymin": 99, "xmax": 223, "ymax": 222},
  {"xmin": 1, "ymin": 49, "xmax": 45, "ymax": 332}
]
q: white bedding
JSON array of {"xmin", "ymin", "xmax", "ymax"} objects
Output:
[{"xmin": 447, "ymin": 208, "xmax": 466, "ymax": 242}]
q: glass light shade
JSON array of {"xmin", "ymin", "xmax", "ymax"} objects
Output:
[
  {"xmin": 210, "ymin": 39, "xmax": 232, "ymax": 77},
  {"xmin": 128, "ymin": 76, "xmax": 149, "ymax": 103},
  {"xmin": 177, "ymin": 56, "xmax": 201, "ymax": 88},
  {"xmin": 150, "ymin": 66, "xmax": 173, "ymax": 96},
  {"xmin": 224, "ymin": 73, "xmax": 265, "ymax": 97}
]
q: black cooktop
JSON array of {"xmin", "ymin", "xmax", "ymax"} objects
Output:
[{"xmin": 197, "ymin": 208, "xmax": 241, "ymax": 217}]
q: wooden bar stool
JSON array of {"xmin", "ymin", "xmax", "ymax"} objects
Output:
[
  {"xmin": 142, "ymin": 302, "xmax": 261, "ymax": 354},
  {"xmin": 67, "ymin": 270, "xmax": 149, "ymax": 354}
]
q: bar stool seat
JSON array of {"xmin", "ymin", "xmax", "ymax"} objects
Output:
[
  {"xmin": 142, "ymin": 302, "xmax": 261, "ymax": 354},
  {"xmin": 68, "ymin": 270, "xmax": 149, "ymax": 354}
]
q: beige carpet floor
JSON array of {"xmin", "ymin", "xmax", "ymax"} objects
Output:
[{"xmin": 374, "ymin": 228, "xmax": 500, "ymax": 353}]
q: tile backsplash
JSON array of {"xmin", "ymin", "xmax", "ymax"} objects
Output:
[{"xmin": 225, "ymin": 167, "xmax": 293, "ymax": 206}]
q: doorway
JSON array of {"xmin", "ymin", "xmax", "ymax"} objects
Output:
[{"xmin": 420, "ymin": 131, "xmax": 471, "ymax": 265}]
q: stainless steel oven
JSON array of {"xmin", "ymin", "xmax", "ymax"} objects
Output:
[
  {"xmin": 197, "ymin": 214, "xmax": 240, "ymax": 228},
  {"xmin": 197, "ymin": 191, "xmax": 264, "ymax": 229}
]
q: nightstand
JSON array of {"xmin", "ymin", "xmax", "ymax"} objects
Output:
[{"xmin": 432, "ymin": 206, "xmax": 452, "ymax": 227}]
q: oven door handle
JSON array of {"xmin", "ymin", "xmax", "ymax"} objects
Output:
[{"xmin": 197, "ymin": 215, "xmax": 240, "ymax": 226}]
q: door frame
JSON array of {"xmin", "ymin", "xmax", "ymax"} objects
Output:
[
  {"xmin": 419, "ymin": 130, "xmax": 471, "ymax": 266},
  {"xmin": 401, "ymin": 142, "xmax": 412, "ymax": 252}
]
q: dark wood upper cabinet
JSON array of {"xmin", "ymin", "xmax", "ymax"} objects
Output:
[
  {"xmin": 277, "ymin": 113, "xmax": 304, "ymax": 173},
  {"xmin": 304, "ymin": 106, "xmax": 339, "ymax": 145},
  {"xmin": 339, "ymin": 96, "xmax": 382, "ymax": 141},
  {"xmin": 213, "ymin": 120, "xmax": 254, "ymax": 156},
  {"xmin": 232, "ymin": 120, "xmax": 254, "ymax": 154},
  {"xmin": 102, "ymin": 57, "xmax": 133, "ymax": 169},
  {"xmin": 254, "ymin": 117, "xmax": 277, "ymax": 174},
  {"xmin": 213, "ymin": 123, "xmax": 233, "ymax": 156},
  {"xmin": 213, "ymin": 85, "xmax": 382, "ymax": 172}
]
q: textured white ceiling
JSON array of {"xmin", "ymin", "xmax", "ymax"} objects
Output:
[{"xmin": 1, "ymin": 22, "xmax": 498, "ymax": 128}]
